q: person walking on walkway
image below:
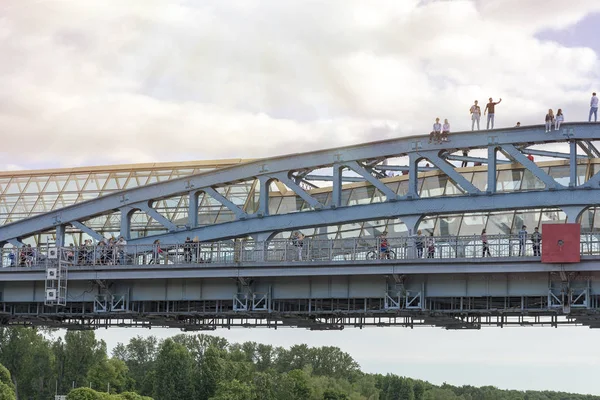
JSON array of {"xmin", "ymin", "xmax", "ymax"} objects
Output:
[
  {"xmin": 470, "ymin": 100, "xmax": 481, "ymax": 131},
  {"xmin": 481, "ymin": 229, "xmax": 491, "ymax": 257},
  {"xmin": 545, "ymin": 109, "xmax": 554, "ymax": 132},
  {"xmin": 426, "ymin": 233, "xmax": 435, "ymax": 258},
  {"xmin": 484, "ymin": 97, "xmax": 502, "ymax": 129},
  {"xmin": 590, "ymin": 92, "xmax": 598, "ymax": 122},
  {"xmin": 555, "ymin": 109, "xmax": 564, "ymax": 130},
  {"xmin": 415, "ymin": 230, "xmax": 425, "ymax": 258},
  {"xmin": 531, "ymin": 227, "xmax": 542, "ymax": 256}
]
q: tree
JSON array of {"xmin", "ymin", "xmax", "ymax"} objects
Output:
[
  {"xmin": 323, "ymin": 388, "xmax": 349, "ymax": 399},
  {"xmin": 208, "ymin": 379, "xmax": 254, "ymax": 400},
  {"xmin": 87, "ymin": 358, "xmax": 131, "ymax": 393},
  {"xmin": 59, "ymin": 331, "xmax": 107, "ymax": 393},
  {"xmin": 0, "ymin": 382, "xmax": 16, "ymax": 400},
  {"xmin": 112, "ymin": 336, "xmax": 158, "ymax": 395},
  {"xmin": 153, "ymin": 339, "xmax": 194, "ymax": 400},
  {"xmin": 197, "ymin": 346, "xmax": 224, "ymax": 400},
  {"xmin": 0, "ymin": 327, "xmax": 55, "ymax": 400},
  {"xmin": 67, "ymin": 387, "xmax": 104, "ymax": 400}
]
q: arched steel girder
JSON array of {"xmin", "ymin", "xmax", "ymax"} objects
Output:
[
  {"xmin": 126, "ymin": 189, "xmax": 595, "ymax": 245},
  {"xmin": 0, "ymin": 122, "xmax": 599, "ymax": 244}
]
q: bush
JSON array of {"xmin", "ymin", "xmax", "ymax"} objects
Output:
[{"xmin": 0, "ymin": 365, "xmax": 13, "ymax": 390}]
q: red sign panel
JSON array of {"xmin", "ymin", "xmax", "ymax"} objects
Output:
[{"xmin": 541, "ymin": 223, "xmax": 580, "ymax": 263}]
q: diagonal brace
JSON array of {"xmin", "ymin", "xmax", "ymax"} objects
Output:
[
  {"xmin": 419, "ymin": 152, "xmax": 481, "ymax": 194},
  {"xmin": 203, "ymin": 187, "xmax": 248, "ymax": 219},
  {"xmin": 134, "ymin": 202, "xmax": 178, "ymax": 231},
  {"xmin": 501, "ymin": 144, "xmax": 564, "ymax": 189},
  {"xmin": 70, "ymin": 221, "xmax": 104, "ymax": 241},
  {"xmin": 584, "ymin": 141, "xmax": 600, "ymax": 158},
  {"xmin": 272, "ymin": 173, "xmax": 323, "ymax": 209},
  {"xmin": 345, "ymin": 161, "xmax": 399, "ymax": 201}
]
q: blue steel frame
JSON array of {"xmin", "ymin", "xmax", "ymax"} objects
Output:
[{"xmin": 1, "ymin": 123, "xmax": 599, "ymax": 247}]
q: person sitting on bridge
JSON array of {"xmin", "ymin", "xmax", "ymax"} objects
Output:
[
  {"xmin": 545, "ymin": 109, "xmax": 554, "ymax": 133},
  {"xmin": 429, "ymin": 118, "xmax": 442, "ymax": 144},
  {"xmin": 515, "ymin": 122, "xmax": 521, "ymax": 127},
  {"xmin": 555, "ymin": 109, "xmax": 564, "ymax": 130},
  {"xmin": 441, "ymin": 119, "xmax": 450, "ymax": 142},
  {"xmin": 379, "ymin": 231, "xmax": 390, "ymax": 259},
  {"xmin": 531, "ymin": 227, "xmax": 542, "ymax": 256},
  {"xmin": 426, "ymin": 233, "xmax": 435, "ymax": 258},
  {"xmin": 518, "ymin": 225, "xmax": 528, "ymax": 256}
]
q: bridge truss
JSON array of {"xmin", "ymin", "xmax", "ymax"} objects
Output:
[{"xmin": 2, "ymin": 123, "xmax": 600, "ymax": 329}]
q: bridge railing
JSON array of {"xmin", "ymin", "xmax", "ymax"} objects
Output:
[{"xmin": 2, "ymin": 234, "xmax": 600, "ymax": 269}]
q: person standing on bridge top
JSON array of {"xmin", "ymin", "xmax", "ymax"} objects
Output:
[
  {"xmin": 518, "ymin": 225, "xmax": 528, "ymax": 256},
  {"xmin": 484, "ymin": 97, "xmax": 502, "ymax": 129},
  {"xmin": 470, "ymin": 100, "xmax": 481, "ymax": 131},
  {"xmin": 589, "ymin": 92, "xmax": 598, "ymax": 122}
]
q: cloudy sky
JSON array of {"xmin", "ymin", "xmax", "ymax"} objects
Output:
[
  {"xmin": 1, "ymin": 0, "xmax": 599, "ymax": 171},
  {"xmin": 3, "ymin": 0, "xmax": 600, "ymax": 394}
]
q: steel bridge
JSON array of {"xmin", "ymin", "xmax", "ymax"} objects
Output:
[{"xmin": 1, "ymin": 122, "xmax": 600, "ymax": 330}]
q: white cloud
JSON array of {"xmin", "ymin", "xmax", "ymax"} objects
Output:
[{"xmin": 0, "ymin": 0, "xmax": 599, "ymax": 169}]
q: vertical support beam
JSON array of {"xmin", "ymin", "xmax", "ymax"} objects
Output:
[
  {"xmin": 331, "ymin": 164, "xmax": 342, "ymax": 208},
  {"xmin": 487, "ymin": 146, "xmax": 497, "ymax": 194},
  {"xmin": 120, "ymin": 207, "xmax": 132, "ymax": 240},
  {"xmin": 55, "ymin": 224, "xmax": 65, "ymax": 247},
  {"xmin": 408, "ymin": 154, "xmax": 419, "ymax": 198},
  {"xmin": 401, "ymin": 215, "xmax": 422, "ymax": 236},
  {"xmin": 188, "ymin": 191, "xmax": 199, "ymax": 228},
  {"xmin": 560, "ymin": 206, "xmax": 584, "ymax": 224},
  {"xmin": 569, "ymin": 141, "xmax": 577, "ymax": 188},
  {"xmin": 258, "ymin": 176, "xmax": 270, "ymax": 216}
]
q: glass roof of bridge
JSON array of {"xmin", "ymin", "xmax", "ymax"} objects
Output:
[{"xmin": 1, "ymin": 158, "xmax": 599, "ymax": 245}]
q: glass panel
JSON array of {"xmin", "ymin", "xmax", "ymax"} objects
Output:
[
  {"xmin": 268, "ymin": 197, "xmax": 282, "ymax": 215},
  {"xmin": 437, "ymin": 215, "xmax": 462, "ymax": 236},
  {"xmin": 577, "ymin": 164, "xmax": 587, "ymax": 186},
  {"xmin": 548, "ymin": 166, "xmax": 570, "ymax": 187},
  {"xmin": 420, "ymin": 176, "xmax": 446, "ymax": 198},
  {"xmin": 497, "ymin": 170, "xmax": 523, "ymax": 192},
  {"xmin": 520, "ymin": 170, "xmax": 545, "ymax": 190},
  {"xmin": 417, "ymin": 216, "xmax": 436, "ymax": 235},
  {"xmin": 471, "ymin": 172, "xmax": 488, "ymax": 191},
  {"xmin": 46, "ymin": 176, "xmax": 68, "ymax": 192},
  {"xmin": 540, "ymin": 209, "xmax": 566, "ymax": 224},
  {"xmin": 459, "ymin": 214, "xmax": 488, "ymax": 236},
  {"xmin": 486, "ymin": 211, "xmax": 515, "ymax": 235},
  {"xmin": 348, "ymin": 187, "xmax": 375, "ymax": 206},
  {"xmin": 580, "ymin": 208, "xmax": 595, "ymax": 233},
  {"xmin": 277, "ymin": 196, "xmax": 303, "ymax": 214},
  {"xmin": 513, "ymin": 209, "xmax": 542, "ymax": 231}
]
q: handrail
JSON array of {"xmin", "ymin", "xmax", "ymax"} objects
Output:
[{"xmin": 2, "ymin": 233, "xmax": 599, "ymax": 269}]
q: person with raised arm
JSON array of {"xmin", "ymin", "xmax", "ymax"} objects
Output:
[{"xmin": 484, "ymin": 97, "xmax": 502, "ymax": 129}]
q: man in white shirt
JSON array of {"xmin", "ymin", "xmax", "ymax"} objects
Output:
[
  {"xmin": 590, "ymin": 92, "xmax": 598, "ymax": 123},
  {"xmin": 469, "ymin": 100, "xmax": 481, "ymax": 131}
]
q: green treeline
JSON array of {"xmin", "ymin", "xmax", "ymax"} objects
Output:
[{"xmin": 0, "ymin": 327, "xmax": 598, "ymax": 400}]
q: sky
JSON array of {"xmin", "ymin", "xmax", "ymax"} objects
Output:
[{"xmin": 3, "ymin": 0, "xmax": 600, "ymax": 395}]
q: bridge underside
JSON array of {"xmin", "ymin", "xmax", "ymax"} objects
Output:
[{"xmin": 3, "ymin": 269, "xmax": 600, "ymax": 330}]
